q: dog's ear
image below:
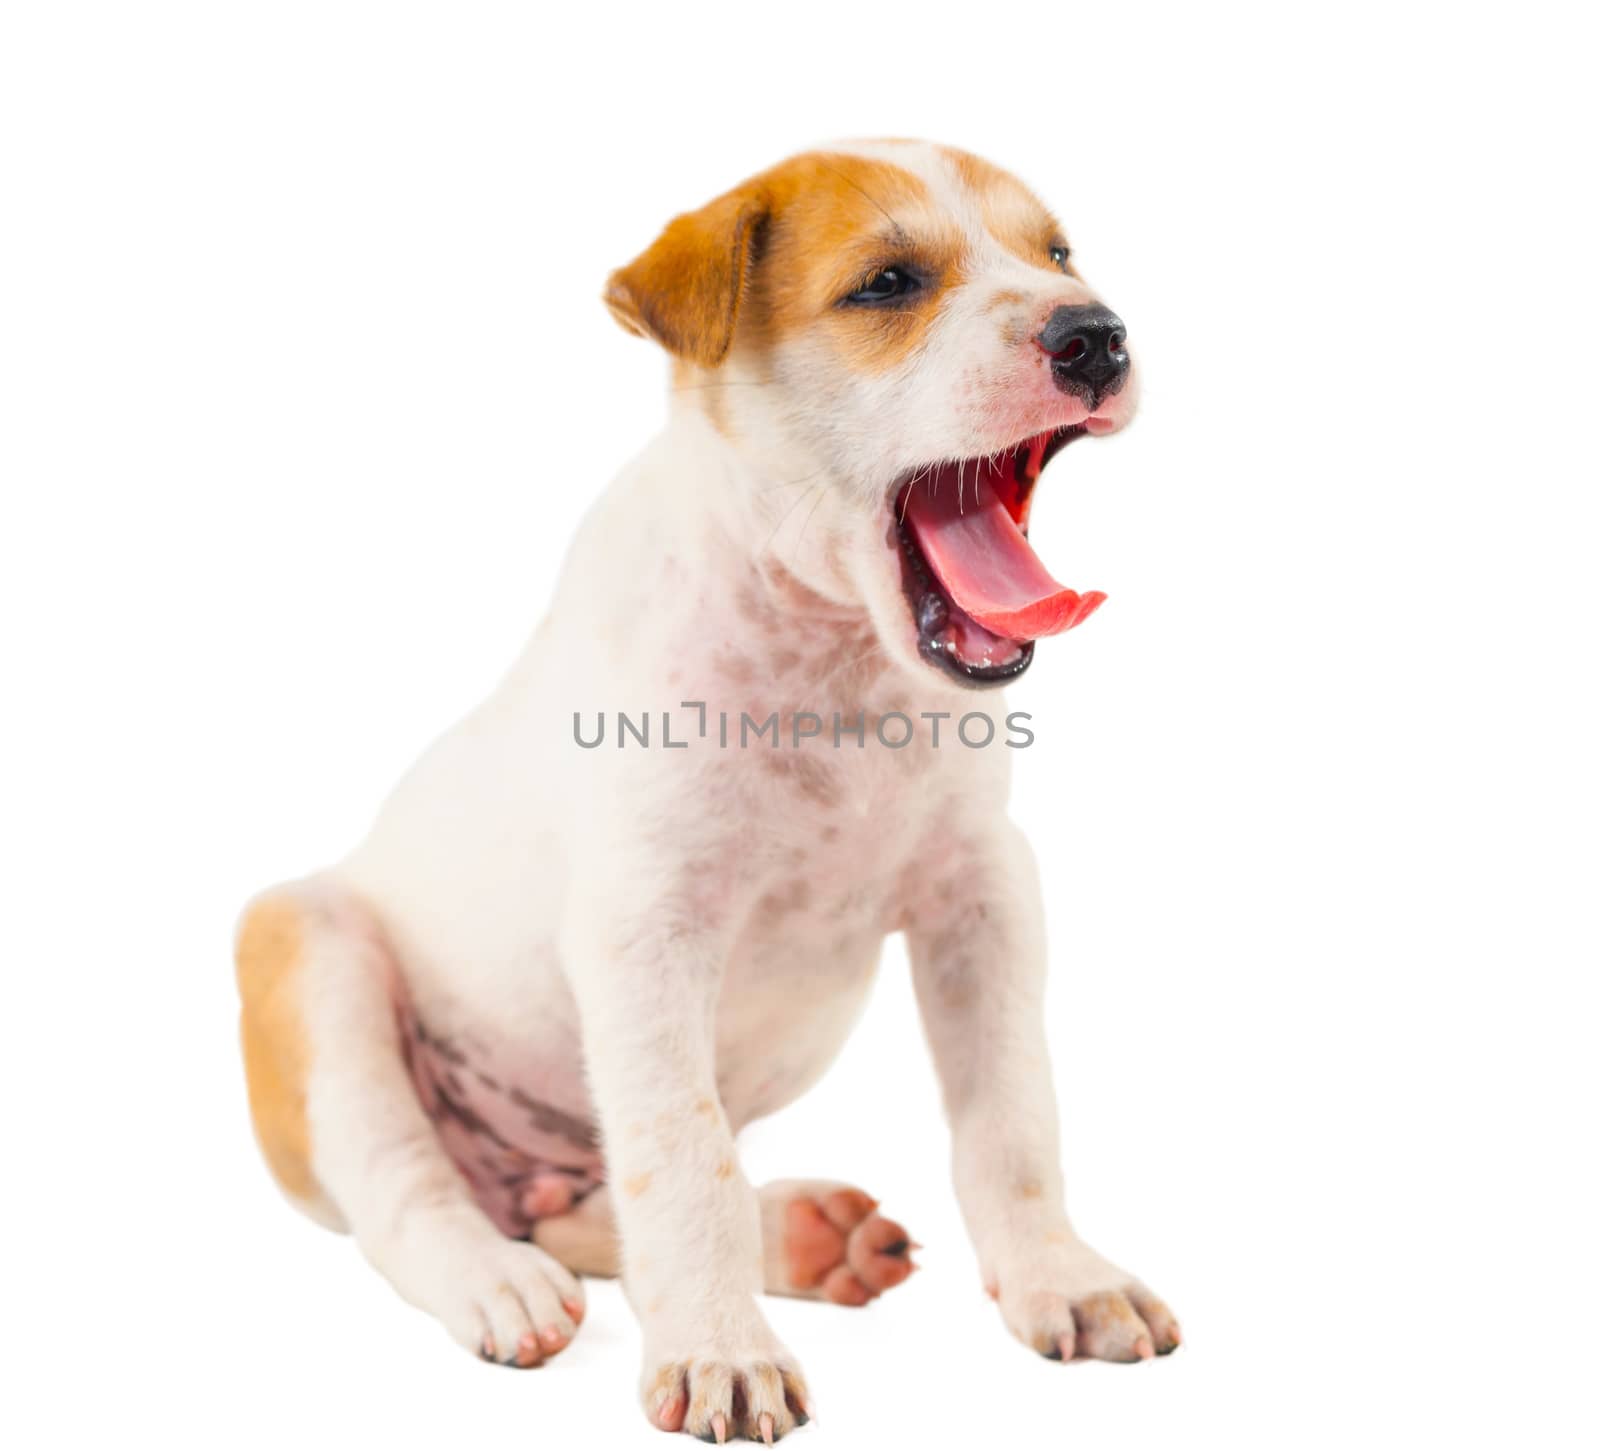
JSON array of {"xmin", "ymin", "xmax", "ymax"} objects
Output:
[{"xmin": 603, "ymin": 186, "xmax": 768, "ymax": 369}]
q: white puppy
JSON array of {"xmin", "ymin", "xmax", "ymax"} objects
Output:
[{"xmin": 236, "ymin": 139, "xmax": 1178, "ymax": 1442}]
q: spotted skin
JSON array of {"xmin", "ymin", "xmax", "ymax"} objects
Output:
[{"xmin": 394, "ymin": 985, "xmax": 604, "ymax": 1238}]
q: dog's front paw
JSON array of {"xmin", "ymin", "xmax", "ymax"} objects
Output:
[
  {"xmin": 989, "ymin": 1238, "xmax": 1180, "ymax": 1364},
  {"xmin": 641, "ymin": 1316, "xmax": 810, "ymax": 1441},
  {"xmin": 363, "ymin": 1208, "xmax": 587, "ymax": 1368}
]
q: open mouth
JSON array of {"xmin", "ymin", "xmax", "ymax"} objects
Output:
[{"xmin": 892, "ymin": 424, "xmax": 1104, "ymax": 686}]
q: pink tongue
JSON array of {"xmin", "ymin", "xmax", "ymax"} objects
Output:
[{"xmin": 902, "ymin": 474, "xmax": 1104, "ymax": 641}]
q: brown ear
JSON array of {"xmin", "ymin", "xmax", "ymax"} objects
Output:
[{"xmin": 603, "ymin": 186, "xmax": 767, "ymax": 369}]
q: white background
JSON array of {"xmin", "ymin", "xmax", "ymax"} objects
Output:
[{"xmin": 3, "ymin": 2, "xmax": 1596, "ymax": 1447}]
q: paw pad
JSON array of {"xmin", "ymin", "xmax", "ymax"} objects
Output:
[{"xmin": 782, "ymin": 1189, "xmax": 917, "ymax": 1304}]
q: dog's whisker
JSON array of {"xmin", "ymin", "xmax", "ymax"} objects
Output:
[
  {"xmin": 812, "ymin": 158, "xmax": 908, "ymax": 237},
  {"xmin": 754, "ymin": 467, "xmax": 827, "ymax": 495},
  {"xmin": 790, "ymin": 481, "xmax": 829, "ymax": 566},
  {"xmin": 822, "ymin": 640, "xmax": 887, "ymax": 689},
  {"xmin": 758, "ymin": 480, "xmax": 825, "ymax": 559}
]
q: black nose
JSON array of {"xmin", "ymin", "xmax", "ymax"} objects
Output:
[{"xmin": 1036, "ymin": 304, "xmax": 1129, "ymax": 406}]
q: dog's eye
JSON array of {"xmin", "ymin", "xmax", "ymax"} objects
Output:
[
  {"xmin": 1049, "ymin": 244, "xmax": 1071, "ymax": 272},
  {"xmin": 845, "ymin": 268, "xmax": 919, "ymax": 305}
]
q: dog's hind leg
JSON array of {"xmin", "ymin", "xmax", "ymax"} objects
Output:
[
  {"xmin": 530, "ymin": 1183, "xmax": 623, "ymax": 1277},
  {"xmin": 235, "ymin": 879, "xmax": 586, "ymax": 1367},
  {"xmin": 758, "ymin": 1180, "xmax": 918, "ymax": 1305},
  {"xmin": 533, "ymin": 1179, "xmax": 917, "ymax": 1305}
]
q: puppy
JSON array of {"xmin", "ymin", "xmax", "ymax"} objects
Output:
[{"xmin": 236, "ymin": 139, "xmax": 1178, "ymax": 1440}]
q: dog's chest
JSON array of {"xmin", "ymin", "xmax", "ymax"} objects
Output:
[{"xmin": 707, "ymin": 741, "xmax": 949, "ymax": 1122}]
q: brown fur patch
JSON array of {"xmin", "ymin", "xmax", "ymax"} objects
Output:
[
  {"xmin": 235, "ymin": 897, "xmax": 319, "ymax": 1202},
  {"xmin": 942, "ymin": 145, "xmax": 1064, "ymax": 270},
  {"xmin": 744, "ymin": 153, "xmax": 963, "ymax": 376},
  {"xmin": 607, "ymin": 150, "xmax": 966, "ymax": 380},
  {"xmin": 624, "ymin": 1172, "xmax": 654, "ymax": 1198},
  {"xmin": 604, "ymin": 190, "xmax": 765, "ymax": 367}
]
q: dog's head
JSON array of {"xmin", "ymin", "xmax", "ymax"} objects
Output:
[{"xmin": 605, "ymin": 140, "xmax": 1138, "ymax": 689}]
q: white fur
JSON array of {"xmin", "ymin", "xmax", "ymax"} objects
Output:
[{"xmin": 256, "ymin": 141, "xmax": 1169, "ymax": 1433}]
